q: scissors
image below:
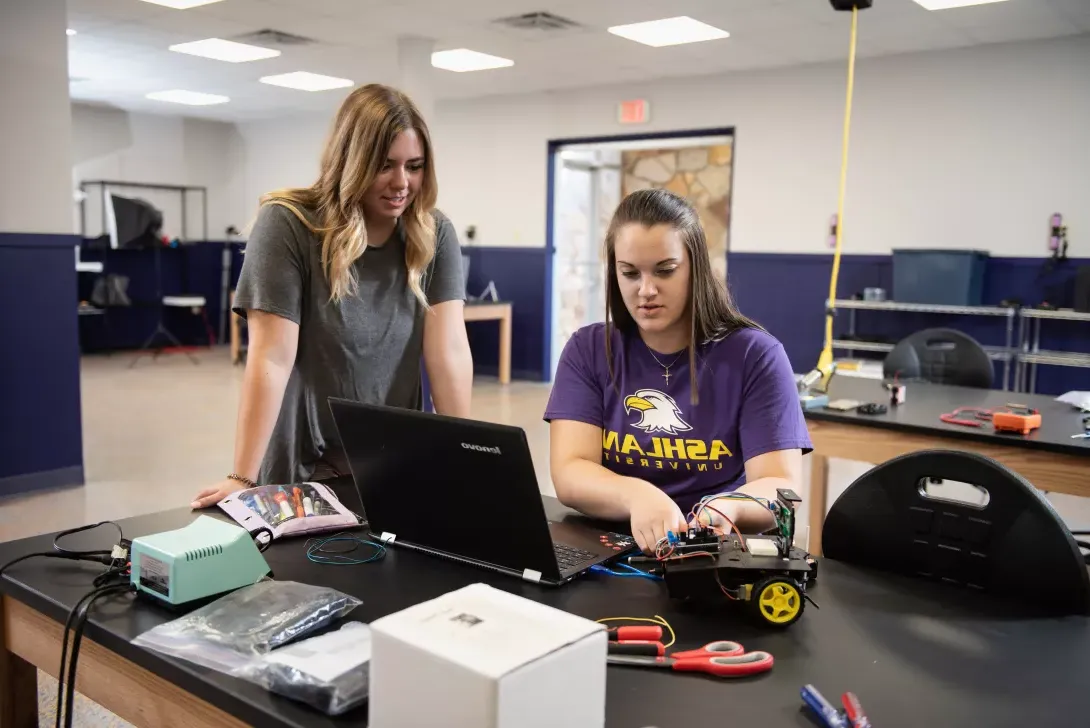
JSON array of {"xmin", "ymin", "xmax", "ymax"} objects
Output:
[{"xmin": 607, "ymin": 640, "xmax": 773, "ymax": 678}]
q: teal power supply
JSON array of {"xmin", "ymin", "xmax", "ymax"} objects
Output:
[{"xmin": 129, "ymin": 516, "xmax": 271, "ymax": 606}]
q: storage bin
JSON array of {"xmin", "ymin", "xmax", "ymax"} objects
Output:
[{"xmin": 891, "ymin": 249, "xmax": 989, "ymax": 306}]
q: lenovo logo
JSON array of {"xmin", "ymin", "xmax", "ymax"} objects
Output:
[{"xmin": 461, "ymin": 442, "xmax": 501, "ymax": 455}]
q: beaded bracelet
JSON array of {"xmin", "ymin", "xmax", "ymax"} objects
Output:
[{"xmin": 227, "ymin": 473, "xmax": 257, "ymax": 488}]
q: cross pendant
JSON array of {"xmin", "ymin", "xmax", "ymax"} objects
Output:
[{"xmin": 663, "ymin": 368, "xmax": 671, "ymax": 385}]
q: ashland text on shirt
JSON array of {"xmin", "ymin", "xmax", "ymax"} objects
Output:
[{"xmin": 544, "ymin": 323, "xmax": 813, "ymax": 515}]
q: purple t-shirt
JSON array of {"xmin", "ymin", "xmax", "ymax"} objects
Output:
[{"xmin": 544, "ymin": 323, "xmax": 813, "ymax": 515}]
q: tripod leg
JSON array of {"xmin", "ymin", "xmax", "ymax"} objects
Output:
[
  {"xmin": 130, "ymin": 323, "xmax": 165, "ymax": 368},
  {"xmin": 159, "ymin": 324, "xmax": 199, "ymax": 365}
]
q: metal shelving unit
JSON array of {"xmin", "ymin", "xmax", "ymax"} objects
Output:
[
  {"xmin": 1016, "ymin": 308, "xmax": 1090, "ymax": 393},
  {"xmin": 829, "ymin": 299, "xmax": 1019, "ymax": 390},
  {"xmin": 831, "ymin": 338, "xmax": 1012, "ymax": 358},
  {"xmin": 831, "ymin": 339, "xmax": 895, "ymax": 354}
]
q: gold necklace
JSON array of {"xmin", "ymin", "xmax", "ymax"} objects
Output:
[{"xmin": 644, "ymin": 343, "xmax": 686, "ymax": 385}]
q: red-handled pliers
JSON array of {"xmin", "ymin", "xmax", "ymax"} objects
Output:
[
  {"xmin": 607, "ymin": 640, "xmax": 774, "ymax": 678},
  {"xmin": 940, "ymin": 407, "xmax": 993, "ymax": 428}
]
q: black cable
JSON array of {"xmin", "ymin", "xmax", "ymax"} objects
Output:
[
  {"xmin": 55, "ymin": 588, "xmax": 105, "ymax": 728},
  {"xmin": 53, "ymin": 521, "xmax": 124, "ymax": 558},
  {"xmin": 0, "ymin": 543, "xmax": 129, "ymax": 728},
  {"xmin": 92, "ymin": 563, "xmax": 130, "ymax": 588},
  {"xmin": 0, "ymin": 552, "xmax": 125, "ymax": 728},
  {"xmin": 66, "ymin": 585, "xmax": 132, "ymax": 728},
  {"xmin": 57, "ymin": 584, "xmax": 132, "ymax": 728},
  {"xmin": 0, "ymin": 551, "xmax": 113, "ymax": 579}
]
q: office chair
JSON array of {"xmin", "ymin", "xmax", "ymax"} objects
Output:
[
  {"xmin": 823, "ymin": 449, "xmax": 1090, "ymax": 615},
  {"xmin": 883, "ymin": 327, "xmax": 994, "ymax": 388}
]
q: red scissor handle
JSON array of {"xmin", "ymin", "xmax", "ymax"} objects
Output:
[
  {"xmin": 607, "ymin": 626, "xmax": 663, "ymax": 642},
  {"xmin": 669, "ymin": 640, "xmax": 744, "ymax": 660},
  {"xmin": 673, "ymin": 650, "xmax": 774, "ymax": 677}
]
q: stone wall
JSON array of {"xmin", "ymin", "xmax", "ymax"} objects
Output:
[{"xmin": 621, "ymin": 142, "xmax": 733, "ymax": 283}]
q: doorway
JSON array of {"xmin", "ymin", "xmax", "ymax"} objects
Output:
[{"xmin": 545, "ymin": 128, "xmax": 735, "ymax": 380}]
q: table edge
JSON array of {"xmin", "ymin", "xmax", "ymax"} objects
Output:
[
  {"xmin": 0, "ymin": 578, "xmax": 306, "ymax": 728},
  {"xmin": 803, "ymin": 411, "xmax": 1090, "ymax": 457}
]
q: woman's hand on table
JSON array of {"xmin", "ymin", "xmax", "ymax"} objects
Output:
[{"xmin": 191, "ymin": 478, "xmax": 247, "ymax": 509}]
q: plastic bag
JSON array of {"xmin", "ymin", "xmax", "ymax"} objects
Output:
[
  {"xmin": 218, "ymin": 482, "xmax": 361, "ymax": 543},
  {"xmin": 234, "ymin": 621, "xmax": 371, "ymax": 715},
  {"xmin": 132, "ymin": 580, "xmax": 361, "ymax": 673}
]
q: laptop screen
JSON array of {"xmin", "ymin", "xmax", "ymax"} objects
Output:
[{"xmin": 328, "ymin": 399, "xmax": 562, "ymax": 580}]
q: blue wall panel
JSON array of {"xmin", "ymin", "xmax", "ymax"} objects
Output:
[
  {"xmin": 463, "ymin": 246, "xmax": 550, "ymax": 382},
  {"xmin": 0, "ymin": 233, "xmax": 84, "ymax": 494},
  {"xmin": 728, "ymin": 252, "xmax": 1090, "ymax": 395},
  {"xmin": 76, "ymin": 241, "xmax": 245, "ymax": 352}
]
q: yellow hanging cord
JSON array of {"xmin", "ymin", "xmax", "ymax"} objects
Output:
[{"xmin": 817, "ymin": 5, "xmax": 861, "ymax": 375}]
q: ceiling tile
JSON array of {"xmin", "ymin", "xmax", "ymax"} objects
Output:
[{"xmin": 63, "ymin": 0, "xmax": 1087, "ymax": 122}]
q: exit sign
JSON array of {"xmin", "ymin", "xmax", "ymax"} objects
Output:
[{"xmin": 618, "ymin": 99, "xmax": 649, "ymax": 124}]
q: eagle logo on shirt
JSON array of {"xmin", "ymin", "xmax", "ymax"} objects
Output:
[{"xmin": 623, "ymin": 389, "xmax": 693, "ymax": 435}]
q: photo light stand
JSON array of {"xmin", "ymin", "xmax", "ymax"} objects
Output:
[{"xmin": 129, "ymin": 243, "xmax": 199, "ymax": 369}]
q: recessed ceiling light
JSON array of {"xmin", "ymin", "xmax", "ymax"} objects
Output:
[
  {"xmin": 66, "ymin": 28, "xmax": 77, "ymax": 36},
  {"xmin": 259, "ymin": 71, "xmax": 355, "ymax": 91},
  {"xmin": 169, "ymin": 38, "xmax": 280, "ymax": 63},
  {"xmin": 431, "ymin": 48, "xmax": 514, "ymax": 73},
  {"xmin": 136, "ymin": 0, "xmax": 226, "ymax": 8},
  {"xmin": 607, "ymin": 16, "xmax": 729, "ymax": 47},
  {"xmin": 912, "ymin": 0, "xmax": 1010, "ymax": 8},
  {"xmin": 146, "ymin": 89, "xmax": 229, "ymax": 105}
]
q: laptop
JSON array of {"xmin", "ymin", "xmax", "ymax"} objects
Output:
[{"xmin": 327, "ymin": 397, "xmax": 637, "ymax": 586}]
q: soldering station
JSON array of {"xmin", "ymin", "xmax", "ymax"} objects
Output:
[
  {"xmin": 0, "ymin": 514, "xmax": 276, "ymax": 728},
  {"xmin": 129, "ymin": 515, "xmax": 272, "ymax": 608}
]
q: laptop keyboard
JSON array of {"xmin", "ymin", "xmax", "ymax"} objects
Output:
[{"xmin": 554, "ymin": 543, "xmax": 596, "ymax": 571}]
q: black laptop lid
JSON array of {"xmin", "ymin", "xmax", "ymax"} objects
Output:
[{"xmin": 328, "ymin": 398, "xmax": 562, "ymax": 580}]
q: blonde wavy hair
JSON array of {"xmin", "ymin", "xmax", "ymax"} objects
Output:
[{"xmin": 260, "ymin": 84, "xmax": 438, "ymax": 305}]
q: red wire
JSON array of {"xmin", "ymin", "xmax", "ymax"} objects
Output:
[
  {"xmin": 695, "ymin": 503, "xmax": 747, "ymax": 551},
  {"xmin": 657, "ymin": 542, "xmax": 738, "ymax": 601}
]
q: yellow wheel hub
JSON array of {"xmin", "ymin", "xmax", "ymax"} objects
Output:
[{"xmin": 757, "ymin": 581, "xmax": 801, "ymax": 624}]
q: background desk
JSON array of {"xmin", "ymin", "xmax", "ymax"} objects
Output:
[
  {"xmin": 2, "ymin": 480, "xmax": 1089, "ymax": 727},
  {"xmin": 227, "ymin": 299, "xmax": 515, "ymax": 380},
  {"xmin": 804, "ymin": 377, "xmax": 1090, "ymax": 555},
  {"xmin": 463, "ymin": 301, "xmax": 512, "ymax": 384}
]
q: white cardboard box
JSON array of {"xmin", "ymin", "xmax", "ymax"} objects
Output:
[{"xmin": 369, "ymin": 582, "xmax": 607, "ymax": 728}]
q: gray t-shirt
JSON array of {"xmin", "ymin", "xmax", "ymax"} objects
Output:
[{"xmin": 232, "ymin": 203, "xmax": 465, "ymax": 485}]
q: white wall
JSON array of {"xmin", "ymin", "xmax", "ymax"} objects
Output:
[
  {"xmin": 236, "ymin": 114, "xmax": 331, "ymax": 225},
  {"xmin": 233, "ymin": 35, "xmax": 1089, "ymax": 255},
  {"xmin": 71, "ymin": 103, "xmax": 247, "ymax": 241},
  {"xmin": 0, "ymin": 0, "xmax": 72, "ymax": 235},
  {"xmin": 432, "ymin": 34, "xmax": 1090, "ymax": 254}
]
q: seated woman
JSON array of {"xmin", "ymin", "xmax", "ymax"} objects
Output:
[{"xmin": 545, "ymin": 188, "xmax": 812, "ymax": 553}]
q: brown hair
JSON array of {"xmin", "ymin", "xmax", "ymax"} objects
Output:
[
  {"xmin": 260, "ymin": 84, "xmax": 438, "ymax": 305},
  {"xmin": 604, "ymin": 188, "xmax": 762, "ymax": 403}
]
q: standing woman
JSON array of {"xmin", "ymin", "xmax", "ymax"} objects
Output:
[
  {"xmin": 545, "ymin": 188, "xmax": 811, "ymax": 553},
  {"xmin": 192, "ymin": 84, "xmax": 473, "ymax": 508}
]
